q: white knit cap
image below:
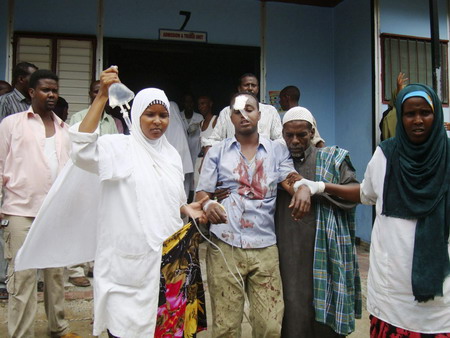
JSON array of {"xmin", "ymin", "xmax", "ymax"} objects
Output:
[{"xmin": 282, "ymin": 106, "xmax": 314, "ymax": 125}]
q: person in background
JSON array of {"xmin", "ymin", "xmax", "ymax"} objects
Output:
[
  {"xmin": 165, "ymin": 101, "xmax": 193, "ymax": 199},
  {"xmin": 300, "ymin": 84, "xmax": 450, "ymax": 337},
  {"xmin": 0, "ymin": 69, "xmax": 79, "ymax": 337},
  {"xmin": 196, "ymin": 94, "xmax": 217, "ymax": 186},
  {"xmin": 70, "ymin": 80, "xmax": 119, "ymax": 135},
  {"xmin": 0, "ymin": 80, "xmax": 13, "ymax": 96},
  {"xmin": 379, "ymin": 72, "xmax": 408, "ymax": 141},
  {"xmin": 198, "ymin": 95, "xmax": 218, "ymax": 149},
  {"xmin": 54, "ymin": 96, "xmax": 69, "ymax": 122},
  {"xmin": 279, "ymin": 85, "xmax": 325, "ymax": 147},
  {"xmin": 202, "ymin": 73, "xmax": 282, "ymax": 148},
  {"xmin": 0, "ymin": 62, "xmax": 38, "ymax": 121},
  {"xmin": 180, "ymin": 93, "xmax": 203, "ymax": 199}
]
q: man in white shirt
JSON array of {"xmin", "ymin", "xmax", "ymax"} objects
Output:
[
  {"xmin": 180, "ymin": 93, "xmax": 203, "ymax": 198},
  {"xmin": 202, "ymin": 73, "xmax": 282, "ymax": 147}
]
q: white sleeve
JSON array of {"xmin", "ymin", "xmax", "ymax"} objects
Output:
[
  {"xmin": 360, "ymin": 147, "xmax": 385, "ymax": 205},
  {"xmin": 69, "ymin": 123, "xmax": 100, "ymax": 174},
  {"xmin": 202, "ymin": 106, "xmax": 229, "ymax": 147},
  {"xmin": 268, "ymin": 105, "xmax": 283, "ymax": 140}
]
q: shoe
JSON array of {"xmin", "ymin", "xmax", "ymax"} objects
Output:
[
  {"xmin": 68, "ymin": 276, "xmax": 91, "ymax": 287},
  {"xmin": 87, "ymin": 270, "xmax": 94, "ymax": 278},
  {"xmin": 0, "ymin": 287, "xmax": 8, "ymax": 299},
  {"xmin": 37, "ymin": 281, "xmax": 44, "ymax": 292}
]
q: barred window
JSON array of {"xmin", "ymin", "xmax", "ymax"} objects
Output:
[{"xmin": 381, "ymin": 33, "xmax": 449, "ymax": 104}]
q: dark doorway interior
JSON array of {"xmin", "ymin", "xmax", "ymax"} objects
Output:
[{"xmin": 103, "ymin": 38, "xmax": 260, "ymax": 114}]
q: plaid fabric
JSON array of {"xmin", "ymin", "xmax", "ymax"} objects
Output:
[{"xmin": 313, "ymin": 146, "xmax": 362, "ymax": 335}]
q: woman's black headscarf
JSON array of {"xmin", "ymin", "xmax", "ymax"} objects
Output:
[{"xmin": 379, "ymin": 83, "xmax": 450, "ymax": 302}]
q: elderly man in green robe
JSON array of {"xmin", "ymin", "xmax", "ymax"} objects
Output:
[{"xmin": 275, "ymin": 107, "xmax": 362, "ymax": 337}]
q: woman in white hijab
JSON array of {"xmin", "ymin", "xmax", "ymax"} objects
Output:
[{"xmin": 17, "ymin": 67, "xmax": 206, "ymax": 338}]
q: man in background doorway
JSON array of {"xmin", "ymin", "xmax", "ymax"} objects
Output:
[
  {"xmin": 203, "ymin": 73, "xmax": 282, "ymax": 148},
  {"xmin": 180, "ymin": 93, "xmax": 203, "ymax": 199},
  {"xmin": 279, "ymin": 85, "xmax": 325, "ymax": 147}
]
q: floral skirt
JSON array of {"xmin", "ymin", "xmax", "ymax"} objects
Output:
[
  {"xmin": 155, "ymin": 222, "xmax": 207, "ymax": 338},
  {"xmin": 370, "ymin": 315, "xmax": 450, "ymax": 338}
]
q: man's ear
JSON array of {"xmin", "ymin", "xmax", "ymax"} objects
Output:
[
  {"xmin": 257, "ymin": 110, "xmax": 261, "ymax": 121},
  {"xmin": 28, "ymin": 88, "xmax": 35, "ymax": 99},
  {"xmin": 310, "ymin": 127, "xmax": 316, "ymax": 139}
]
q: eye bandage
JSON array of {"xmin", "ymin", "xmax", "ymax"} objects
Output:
[{"xmin": 232, "ymin": 95, "xmax": 250, "ymax": 121}]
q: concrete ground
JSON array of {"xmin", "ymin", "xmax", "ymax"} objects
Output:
[{"xmin": 0, "ymin": 244, "xmax": 370, "ymax": 337}]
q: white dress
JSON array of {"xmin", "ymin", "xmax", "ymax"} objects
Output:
[
  {"xmin": 70, "ymin": 131, "xmax": 185, "ymax": 337},
  {"xmin": 360, "ymin": 147, "xmax": 450, "ymax": 333}
]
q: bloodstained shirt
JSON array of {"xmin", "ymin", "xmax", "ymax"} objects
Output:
[{"xmin": 196, "ymin": 136, "xmax": 294, "ymax": 248}]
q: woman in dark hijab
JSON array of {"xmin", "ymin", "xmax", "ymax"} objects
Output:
[{"xmin": 294, "ymin": 83, "xmax": 450, "ymax": 337}]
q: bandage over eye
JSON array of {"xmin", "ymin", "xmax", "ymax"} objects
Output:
[{"xmin": 232, "ymin": 95, "xmax": 250, "ymax": 121}]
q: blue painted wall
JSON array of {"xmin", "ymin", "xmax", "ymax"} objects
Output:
[
  {"xmin": 334, "ymin": 0, "xmax": 373, "ymax": 242},
  {"xmin": 0, "ymin": 1, "xmax": 8, "ymax": 80},
  {"xmin": 14, "ymin": 0, "xmax": 97, "ymax": 35},
  {"xmin": 380, "ymin": 0, "xmax": 448, "ymax": 39},
  {"xmin": 104, "ymin": 0, "xmax": 260, "ymax": 47},
  {"xmin": 265, "ymin": 2, "xmax": 336, "ymax": 146},
  {"xmin": 379, "ymin": 0, "xmax": 450, "ymax": 122}
]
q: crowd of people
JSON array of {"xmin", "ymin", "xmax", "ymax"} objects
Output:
[{"xmin": 0, "ymin": 62, "xmax": 448, "ymax": 338}]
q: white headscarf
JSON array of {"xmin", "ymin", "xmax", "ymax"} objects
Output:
[{"xmin": 129, "ymin": 88, "xmax": 185, "ymax": 250}]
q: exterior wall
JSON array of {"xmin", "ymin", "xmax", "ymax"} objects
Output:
[
  {"xmin": 334, "ymin": 0, "xmax": 373, "ymax": 242},
  {"xmin": 265, "ymin": 2, "xmax": 336, "ymax": 145},
  {"xmin": 378, "ymin": 0, "xmax": 450, "ymax": 123},
  {"xmin": 104, "ymin": 0, "xmax": 260, "ymax": 47},
  {"xmin": 14, "ymin": 0, "xmax": 97, "ymax": 35},
  {"xmin": 380, "ymin": 0, "xmax": 448, "ymax": 39},
  {"xmin": 0, "ymin": 1, "xmax": 9, "ymax": 80}
]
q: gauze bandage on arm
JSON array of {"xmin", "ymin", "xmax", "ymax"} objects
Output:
[{"xmin": 293, "ymin": 178, "xmax": 325, "ymax": 195}]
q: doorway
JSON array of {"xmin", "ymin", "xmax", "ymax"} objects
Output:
[{"xmin": 103, "ymin": 38, "xmax": 260, "ymax": 114}]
